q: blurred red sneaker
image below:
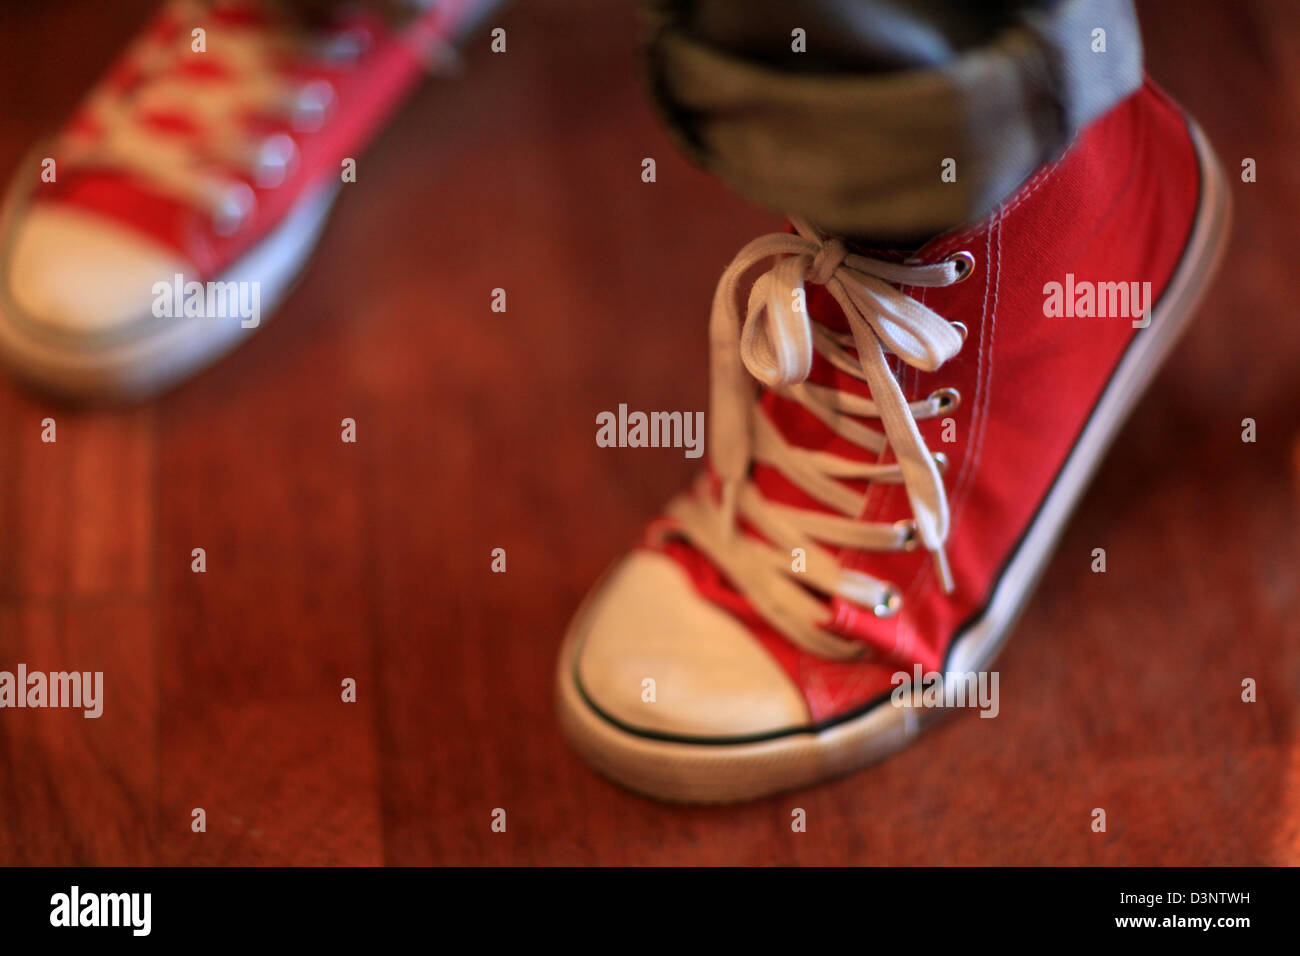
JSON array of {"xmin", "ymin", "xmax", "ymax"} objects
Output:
[
  {"xmin": 0, "ymin": 0, "xmax": 496, "ymax": 399},
  {"xmin": 557, "ymin": 80, "xmax": 1230, "ymax": 803}
]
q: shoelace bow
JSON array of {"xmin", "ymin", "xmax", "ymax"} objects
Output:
[
  {"xmin": 56, "ymin": 0, "xmax": 383, "ymax": 235},
  {"xmin": 668, "ymin": 216, "xmax": 967, "ymax": 661}
]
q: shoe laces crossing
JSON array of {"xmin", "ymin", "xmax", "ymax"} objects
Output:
[
  {"xmin": 56, "ymin": 0, "xmax": 374, "ymax": 236},
  {"xmin": 669, "ymin": 216, "xmax": 968, "ymax": 660}
]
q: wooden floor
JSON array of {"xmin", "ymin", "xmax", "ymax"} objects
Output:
[{"xmin": 0, "ymin": 0, "xmax": 1296, "ymax": 865}]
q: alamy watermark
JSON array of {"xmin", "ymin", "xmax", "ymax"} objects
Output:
[
  {"xmin": 0, "ymin": 664, "xmax": 102, "ymax": 718},
  {"xmin": 595, "ymin": 403, "xmax": 704, "ymax": 459},
  {"xmin": 1043, "ymin": 273, "xmax": 1151, "ymax": 328},
  {"xmin": 890, "ymin": 664, "xmax": 999, "ymax": 718},
  {"xmin": 152, "ymin": 273, "xmax": 260, "ymax": 328},
  {"xmin": 50, "ymin": 886, "xmax": 150, "ymax": 936}
]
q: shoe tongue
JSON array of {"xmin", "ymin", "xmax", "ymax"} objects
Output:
[{"xmin": 803, "ymin": 281, "xmax": 851, "ymax": 334}]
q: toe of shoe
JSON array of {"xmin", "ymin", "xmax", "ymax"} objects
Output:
[
  {"xmin": 0, "ymin": 203, "xmax": 201, "ymax": 397},
  {"xmin": 4, "ymin": 204, "xmax": 192, "ymax": 338},
  {"xmin": 572, "ymin": 550, "xmax": 811, "ymax": 740}
]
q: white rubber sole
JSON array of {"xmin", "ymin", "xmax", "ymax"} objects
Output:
[
  {"xmin": 0, "ymin": 153, "xmax": 337, "ymax": 402},
  {"xmin": 557, "ymin": 119, "xmax": 1232, "ymax": 804}
]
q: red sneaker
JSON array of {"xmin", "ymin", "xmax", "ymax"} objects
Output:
[
  {"xmin": 557, "ymin": 80, "xmax": 1231, "ymax": 802},
  {"xmin": 0, "ymin": 0, "xmax": 496, "ymax": 399}
]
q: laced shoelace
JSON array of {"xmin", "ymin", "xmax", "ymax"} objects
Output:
[
  {"xmin": 668, "ymin": 216, "xmax": 970, "ymax": 661},
  {"xmin": 56, "ymin": 0, "xmax": 380, "ymax": 236}
]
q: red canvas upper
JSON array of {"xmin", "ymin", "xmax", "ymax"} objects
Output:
[
  {"xmin": 30, "ymin": 0, "xmax": 479, "ymax": 278},
  {"xmin": 651, "ymin": 78, "xmax": 1202, "ymax": 724}
]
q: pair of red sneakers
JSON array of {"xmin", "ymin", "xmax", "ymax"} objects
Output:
[{"xmin": 0, "ymin": 1, "xmax": 1229, "ymax": 802}]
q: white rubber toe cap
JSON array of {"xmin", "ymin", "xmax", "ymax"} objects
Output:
[
  {"xmin": 574, "ymin": 551, "xmax": 811, "ymax": 739},
  {"xmin": 7, "ymin": 204, "xmax": 192, "ymax": 336}
]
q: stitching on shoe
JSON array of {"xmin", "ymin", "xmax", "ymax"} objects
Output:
[
  {"xmin": 928, "ymin": 153, "xmax": 1066, "ymax": 259},
  {"xmin": 942, "ymin": 139, "xmax": 1053, "ymax": 532},
  {"xmin": 949, "ymin": 211, "xmax": 1003, "ymax": 539},
  {"xmin": 946, "ymin": 219, "xmax": 995, "ymax": 533},
  {"xmin": 900, "ymin": 212, "xmax": 998, "ymax": 623}
]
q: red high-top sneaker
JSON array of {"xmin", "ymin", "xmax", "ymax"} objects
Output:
[
  {"xmin": 556, "ymin": 79, "xmax": 1230, "ymax": 803},
  {"xmin": 0, "ymin": 0, "xmax": 496, "ymax": 399}
]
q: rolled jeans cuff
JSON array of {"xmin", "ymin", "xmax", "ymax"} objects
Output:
[{"xmin": 646, "ymin": 0, "xmax": 1144, "ymax": 243}]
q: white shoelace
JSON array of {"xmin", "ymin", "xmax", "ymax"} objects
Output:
[
  {"xmin": 57, "ymin": 0, "xmax": 365, "ymax": 235},
  {"xmin": 669, "ymin": 217, "xmax": 968, "ymax": 660}
]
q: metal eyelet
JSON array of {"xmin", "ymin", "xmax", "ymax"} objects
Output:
[
  {"xmin": 930, "ymin": 387, "xmax": 962, "ymax": 414},
  {"xmin": 945, "ymin": 250, "xmax": 976, "ymax": 283},
  {"xmin": 873, "ymin": 587, "xmax": 903, "ymax": 619},
  {"xmin": 894, "ymin": 519, "xmax": 918, "ymax": 552},
  {"xmin": 932, "ymin": 451, "xmax": 949, "ymax": 472},
  {"xmin": 950, "ymin": 320, "xmax": 968, "ymax": 342},
  {"xmin": 291, "ymin": 80, "xmax": 336, "ymax": 133},
  {"xmin": 312, "ymin": 27, "xmax": 372, "ymax": 65},
  {"xmin": 253, "ymin": 134, "xmax": 298, "ymax": 189},
  {"xmin": 212, "ymin": 182, "xmax": 256, "ymax": 237}
]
